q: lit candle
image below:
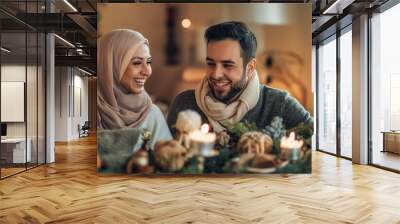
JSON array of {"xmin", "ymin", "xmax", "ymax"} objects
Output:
[
  {"xmin": 189, "ymin": 124, "xmax": 216, "ymax": 157},
  {"xmin": 189, "ymin": 124, "xmax": 216, "ymax": 143},
  {"xmin": 280, "ymin": 132, "xmax": 304, "ymax": 162}
]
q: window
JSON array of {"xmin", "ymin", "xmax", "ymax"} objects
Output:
[
  {"xmin": 339, "ymin": 28, "xmax": 352, "ymax": 158},
  {"xmin": 317, "ymin": 36, "xmax": 337, "ymax": 154},
  {"xmin": 370, "ymin": 2, "xmax": 400, "ymax": 171}
]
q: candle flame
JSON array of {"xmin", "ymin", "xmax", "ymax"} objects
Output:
[
  {"xmin": 289, "ymin": 132, "xmax": 296, "ymax": 141},
  {"xmin": 280, "ymin": 132, "xmax": 303, "ymax": 149},
  {"xmin": 201, "ymin": 124, "xmax": 209, "ymax": 133}
]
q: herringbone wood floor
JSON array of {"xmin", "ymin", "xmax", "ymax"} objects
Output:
[{"xmin": 1, "ymin": 135, "xmax": 400, "ymax": 224}]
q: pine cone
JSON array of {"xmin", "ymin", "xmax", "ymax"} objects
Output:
[
  {"xmin": 236, "ymin": 153, "xmax": 256, "ymax": 167},
  {"xmin": 251, "ymin": 154, "xmax": 278, "ymax": 168},
  {"xmin": 154, "ymin": 140, "xmax": 187, "ymax": 171},
  {"xmin": 237, "ymin": 131, "xmax": 273, "ymax": 155}
]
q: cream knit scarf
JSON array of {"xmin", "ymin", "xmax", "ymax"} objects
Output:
[{"xmin": 195, "ymin": 70, "xmax": 260, "ymax": 132}]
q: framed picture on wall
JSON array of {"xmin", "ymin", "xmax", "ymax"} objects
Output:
[{"xmin": 96, "ymin": 3, "xmax": 314, "ymax": 175}]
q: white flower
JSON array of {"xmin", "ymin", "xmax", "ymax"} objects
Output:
[{"xmin": 175, "ymin": 110, "xmax": 202, "ymax": 133}]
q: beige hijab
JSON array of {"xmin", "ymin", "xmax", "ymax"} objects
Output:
[
  {"xmin": 97, "ymin": 29, "xmax": 152, "ymax": 130},
  {"xmin": 195, "ymin": 70, "xmax": 260, "ymax": 133}
]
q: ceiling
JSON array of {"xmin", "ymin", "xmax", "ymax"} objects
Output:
[{"xmin": 0, "ymin": 0, "xmax": 391, "ymax": 75}]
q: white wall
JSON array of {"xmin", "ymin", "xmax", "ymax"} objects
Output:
[
  {"xmin": 55, "ymin": 66, "xmax": 69, "ymax": 141},
  {"xmin": 72, "ymin": 73, "xmax": 89, "ymax": 138},
  {"xmin": 55, "ymin": 67, "xmax": 89, "ymax": 141}
]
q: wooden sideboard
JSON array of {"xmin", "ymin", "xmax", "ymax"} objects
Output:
[{"xmin": 382, "ymin": 131, "xmax": 400, "ymax": 154}]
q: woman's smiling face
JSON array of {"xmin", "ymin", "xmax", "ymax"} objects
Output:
[{"xmin": 120, "ymin": 43, "xmax": 152, "ymax": 94}]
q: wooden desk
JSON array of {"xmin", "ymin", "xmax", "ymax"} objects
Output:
[
  {"xmin": 1, "ymin": 138, "xmax": 32, "ymax": 163},
  {"xmin": 382, "ymin": 131, "xmax": 400, "ymax": 154}
]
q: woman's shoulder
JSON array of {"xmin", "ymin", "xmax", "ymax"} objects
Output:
[
  {"xmin": 149, "ymin": 104, "xmax": 165, "ymax": 118},
  {"xmin": 141, "ymin": 104, "xmax": 169, "ymax": 127},
  {"xmin": 147, "ymin": 104, "xmax": 172, "ymax": 141}
]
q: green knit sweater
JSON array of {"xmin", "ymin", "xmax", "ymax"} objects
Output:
[{"xmin": 167, "ymin": 85, "xmax": 313, "ymax": 137}]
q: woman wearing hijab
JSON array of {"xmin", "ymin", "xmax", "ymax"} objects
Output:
[{"xmin": 97, "ymin": 29, "xmax": 172, "ymax": 158}]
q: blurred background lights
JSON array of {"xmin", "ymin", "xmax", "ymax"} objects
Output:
[{"xmin": 181, "ymin": 18, "xmax": 191, "ymax": 28}]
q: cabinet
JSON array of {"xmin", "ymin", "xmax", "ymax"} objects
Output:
[{"xmin": 382, "ymin": 132, "xmax": 400, "ymax": 154}]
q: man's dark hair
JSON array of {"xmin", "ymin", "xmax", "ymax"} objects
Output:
[{"xmin": 204, "ymin": 21, "xmax": 257, "ymax": 67}]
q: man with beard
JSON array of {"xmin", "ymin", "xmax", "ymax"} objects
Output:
[{"xmin": 167, "ymin": 21, "xmax": 313, "ymax": 135}]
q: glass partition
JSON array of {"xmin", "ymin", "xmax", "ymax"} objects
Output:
[
  {"xmin": 0, "ymin": 1, "xmax": 46, "ymax": 179},
  {"xmin": 1, "ymin": 31, "xmax": 28, "ymax": 178}
]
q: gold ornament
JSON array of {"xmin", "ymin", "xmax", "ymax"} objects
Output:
[
  {"xmin": 142, "ymin": 130, "xmax": 152, "ymax": 141},
  {"xmin": 126, "ymin": 130, "xmax": 154, "ymax": 174},
  {"xmin": 237, "ymin": 131, "xmax": 273, "ymax": 154}
]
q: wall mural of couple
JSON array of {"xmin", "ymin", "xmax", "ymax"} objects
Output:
[{"xmin": 97, "ymin": 3, "xmax": 314, "ymax": 175}]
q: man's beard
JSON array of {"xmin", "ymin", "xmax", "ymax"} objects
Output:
[{"xmin": 209, "ymin": 72, "xmax": 247, "ymax": 104}]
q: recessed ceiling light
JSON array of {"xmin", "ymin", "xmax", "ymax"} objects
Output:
[
  {"xmin": 322, "ymin": 0, "xmax": 353, "ymax": 15},
  {"xmin": 63, "ymin": 0, "xmax": 78, "ymax": 12},
  {"xmin": 54, "ymin": 34, "xmax": 75, "ymax": 48},
  {"xmin": 77, "ymin": 67, "xmax": 93, "ymax": 76},
  {"xmin": 1, "ymin": 47, "xmax": 11, "ymax": 53}
]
